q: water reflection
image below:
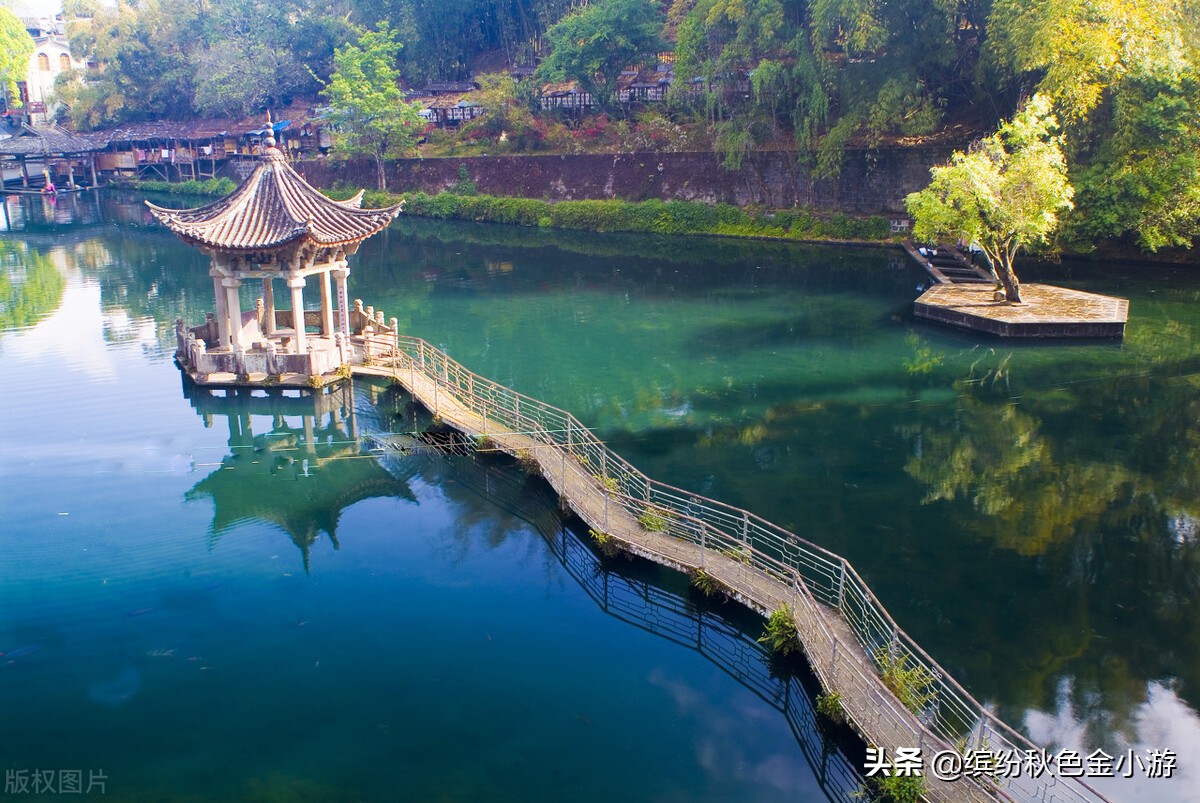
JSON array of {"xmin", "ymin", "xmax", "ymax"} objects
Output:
[
  {"xmin": 375, "ymin": 400, "xmax": 865, "ymax": 802},
  {"xmin": 180, "ymin": 378, "xmax": 866, "ymax": 800},
  {"xmin": 183, "ymin": 382, "xmax": 415, "ymax": 572},
  {"xmin": 6, "ymin": 192, "xmax": 1200, "ymax": 799}
]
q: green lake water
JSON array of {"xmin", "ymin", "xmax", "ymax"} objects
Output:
[{"xmin": 2, "ymin": 191, "xmax": 1198, "ymax": 801}]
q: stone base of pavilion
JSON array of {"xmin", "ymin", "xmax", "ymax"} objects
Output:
[
  {"xmin": 914, "ymin": 283, "xmax": 1129, "ymax": 338},
  {"xmin": 178, "ymin": 366, "xmax": 347, "ymax": 390},
  {"xmin": 174, "ymin": 300, "xmax": 400, "ymax": 390}
]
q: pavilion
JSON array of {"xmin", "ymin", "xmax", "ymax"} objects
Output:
[{"xmin": 150, "ymin": 123, "xmax": 402, "ymax": 387}]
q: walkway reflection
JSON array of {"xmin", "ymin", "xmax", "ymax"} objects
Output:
[
  {"xmin": 375, "ymin": 396, "xmax": 864, "ymax": 803},
  {"xmin": 184, "ymin": 377, "xmax": 865, "ymax": 800}
]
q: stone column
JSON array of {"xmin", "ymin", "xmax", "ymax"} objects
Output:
[
  {"xmin": 210, "ymin": 267, "xmax": 229, "ymax": 349},
  {"xmin": 320, "ymin": 268, "xmax": 335, "ymax": 339},
  {"xmin": 89, "ymin": 154, "xmax": 98, "ymax": 188},
  {"xmin": 261, "ymin": 277, "xmax": 276, "ymax": 335},
  {"xmin": 332, "ymin": 267, "xmax": 350, "ymax": 338},
  {"xmin": 223, "ymin": 277, "xmax": 244, "ymax": 349},
  {"xmin": 288, "ymin": 276, "xmax": 307, "ymax": 355}
]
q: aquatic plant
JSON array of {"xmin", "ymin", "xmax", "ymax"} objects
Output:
[
  {"xmin": 758, "ymin": 606, "xmax": 799, "ymax": 655},
  {"xmin": 637, "ymin": 506, "xmax": 670, "ymax": 532},
  {"xmin": 588, "ymin": 528, "xmax": 623, "ymax": 558},
  {"xmin": 689, "ymin": 569, "xmax": 724, "ymax": 597},
  {"xmin": 874, "ymin": 646, "xmax": 937, "ymax": 714},
  {"xmin": 815, "ymin": 691, "xmax": 847, "ymax": 725},
  {"xmin": 861, "ymin": 772, "xmax": 926, "ymax": 803}
]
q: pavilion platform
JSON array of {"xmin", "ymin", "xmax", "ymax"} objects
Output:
[
  {"xmin": 175, "ymin": 299, "xmax": 400, "ymax": 389},
  {"xmin": 914, "ymin": 282, "xmax": 1129, "ymax": 338}
]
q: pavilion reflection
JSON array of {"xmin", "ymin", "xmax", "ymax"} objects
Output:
[{"xmin": 182, "ymin": 380, "xmax": 415, "ymax": 572}]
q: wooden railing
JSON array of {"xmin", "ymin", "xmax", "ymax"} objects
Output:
[{"xmin": 361, "ymin": 332, "xmax": 1109, "ymax": 803}]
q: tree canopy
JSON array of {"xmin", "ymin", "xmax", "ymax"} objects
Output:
[
  {"xmin": 323, "ymin": 23, "xmax": 426, "ymax": 190},
  {"xmin": 535, "ymin": 0, "xmax": 666, "ymax": 112},
  {"xmin": 45, "ymin": 0, "xmax": 1200, "ymax": 256},
  {"xmin": 906, "ymin": 95, "xmax": 1075, "ymax": 304},
  {"xmin": 0, "ymin": 6, "xmax": 34, "ymax": 109}
]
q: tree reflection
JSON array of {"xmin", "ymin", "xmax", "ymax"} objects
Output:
[
  {"xmin": 905, "ymin": 393, "xmax": 1133, "ymax": 555},
  {"xmin": 0, "ymin": 240, "xmax": 66, "ymax": 331}
]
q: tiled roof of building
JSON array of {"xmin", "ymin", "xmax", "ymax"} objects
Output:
[
  {"xmin": 146, "ymin": 146, "xmax": 401, "ymax": 251},
  {"xmin": 84, "ymin": 104, "xmax": 328, "ymax": 146},
  {"xmin": 0, "ymin": 124, "xmax": 103, "ymax": 156}
]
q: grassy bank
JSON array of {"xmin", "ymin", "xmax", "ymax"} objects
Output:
[
  {"xmin": 112, "ymin": 178, "xmax": 237, "ymax": 197},
  {"xmin": 328, "ymin": 186, "xmax": 893, "ymax": 243}
]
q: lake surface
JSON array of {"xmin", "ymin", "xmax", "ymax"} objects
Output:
[{"xmin": 2, "ymin": 191, "xmax": 1198, "ymax": 801}]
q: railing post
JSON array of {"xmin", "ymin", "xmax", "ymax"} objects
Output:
[{"xmin": 836, "ymin": 558, "xmax": 846, "ymax": 612}]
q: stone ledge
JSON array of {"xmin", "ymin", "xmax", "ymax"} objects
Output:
[{"xmin": 914, "ymin": 283, "xmax": 1128, "ymax": 338}]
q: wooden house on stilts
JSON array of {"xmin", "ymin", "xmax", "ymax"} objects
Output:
[{"xmin": 150, "ymin": 122, "xmax": 402, "ymax": 388}]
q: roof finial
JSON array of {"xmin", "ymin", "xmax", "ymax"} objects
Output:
[{"xmin": 264, "ymin": 110, "xmax": 277, "ymax": 150}]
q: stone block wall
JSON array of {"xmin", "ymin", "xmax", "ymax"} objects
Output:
[{"xmin": 294, "ymin": 148, "xmax": 953, "ymax": 216}]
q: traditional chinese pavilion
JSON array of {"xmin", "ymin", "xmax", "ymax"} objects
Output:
[{"xmin": 150, "ymin": 123, "xmax": 402, "ymax": 387}]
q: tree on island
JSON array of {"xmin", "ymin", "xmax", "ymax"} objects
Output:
[
  {"xmin": 323, "ymin": 22, "xmax": 425, "ymax": 191},
  {"xmin": 905, "ymin": 95, "xmax": 1075, "ymax": 304},
  {"xmin": 535, "ymin": 0, "xmax": 666, "ymax": 113},
  {"xmin": 1, "ymin": 7, "xmax": 34, "ymax": 111}
]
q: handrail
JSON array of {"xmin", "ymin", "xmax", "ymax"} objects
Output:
[{"xmin": 363, "ymin": 331, "xmax": 1108, "ymax": 803}]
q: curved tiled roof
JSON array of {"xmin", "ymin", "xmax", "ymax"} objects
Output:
[
  {"xmin": 146, "ymin": 148, "xmax": 401, "ymax": 251},
  {"xmin": 0, "ymin": 124, "xmax": 104, "ymax": 156}
]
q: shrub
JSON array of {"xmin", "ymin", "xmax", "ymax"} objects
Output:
[
  {"xmin": 588, "ymin": 528, "xmax": 623, "ymax": 558},
  {"xmin": 637, "ymin": 506, "xmax": 669, "ymax": 532},
  {"xmin": 815, "ymin": 692, "xmax": 847, "ymax": 725},
  {"xmin": 874, "ymin": 646, "xmax": 937, "ymax": 714},
  {"xmin": 865, "ymin": 772, "xmax": 926, "ymax": 803},
  {"xmin": 758, "ymin": 606, "xmax": 799, "ymax": 655},
  {"xmin": 690, "ymin": 569, "xmax": 724, "ymax": 597},
  {"xmin": 396, "ymin": 190, "xmax": 892, "ymax": 243}
]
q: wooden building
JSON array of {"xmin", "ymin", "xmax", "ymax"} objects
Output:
[{"xmin": 0, "ymin": 124, "xmax": 102, "ymax": 190}]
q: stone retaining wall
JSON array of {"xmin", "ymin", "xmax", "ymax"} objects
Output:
[{"xmin": 294, "ymin": 148, "xmax": 954, "ymax": 216}]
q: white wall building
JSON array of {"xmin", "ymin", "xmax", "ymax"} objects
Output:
[{"xmin": 22, "ymin": 19, "xmax": 87, "ymax": 125}]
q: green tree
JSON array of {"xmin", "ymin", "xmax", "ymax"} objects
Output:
[
  {"xmin": 1, "ymin": 6, "xmax": 34, "ymax": 110},
  {"xmin": 536, "ymin": 0, "xmax": 666, "ymax": 112},
  {"xmin": 905, "ymin": 95, "xmax": 1074, "ymax": 304},
  {"xmin": 322, "ymin": 23, "xmax": 426, "ymax": 190},
  {"xmin": 988, "ymin": 0, "xmax": 1200, "ymax": 250}
]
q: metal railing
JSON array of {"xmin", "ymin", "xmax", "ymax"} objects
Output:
[{"xmin": 363, "ymin": 332, "xmax": 1108, "ymax": 803}]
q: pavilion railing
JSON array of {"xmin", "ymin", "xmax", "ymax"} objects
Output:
[{"xmin": 362, "ymin": 332, "xmax": 1108, "ymax": 803}]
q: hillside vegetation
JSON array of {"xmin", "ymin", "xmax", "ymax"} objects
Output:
[{"xmin": 56, "ymin": 0, "xmax": 1200, "ymax": 252}]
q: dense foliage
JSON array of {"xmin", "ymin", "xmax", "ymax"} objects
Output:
[
  {"xmin": 535, "ymin": 0, "xmax": 666, "ymax": 110},
  {"xmin": 400, "ymin": 190, "xmax": 891, "ymax": 240},
  {"xmin": 52, "ymin": 0, "xmax": 1200, "ymax": 253},
  {"xmin": 907, "ymin": 95, "xmax": 1075, "ymax": 303},
  {"xmin": 0, "ymin": 6, "xmax": 34, "ymax": 109},
  {"xmin": 322, "ymin": 23, "xmax": 427, "ymax": 189}
]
